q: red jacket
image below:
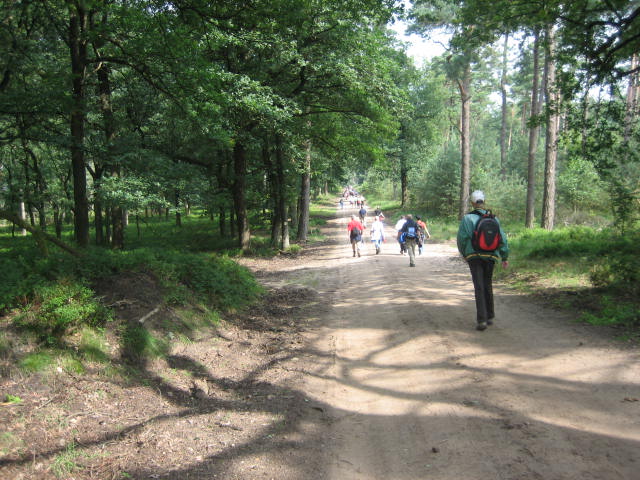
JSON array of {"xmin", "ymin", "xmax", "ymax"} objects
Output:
[{"xmin": 347, "ymin": 219, "xmax": 364, "ymax": 234}]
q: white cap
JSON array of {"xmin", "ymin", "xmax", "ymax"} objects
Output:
[{"xmin": 470, "ymin": 190, "xmax": 485, "ymax": 203}]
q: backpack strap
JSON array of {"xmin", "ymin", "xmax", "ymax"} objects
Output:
[{"xmin": 471, "ymin": 209, "xmax": 493, "ymax": 217}]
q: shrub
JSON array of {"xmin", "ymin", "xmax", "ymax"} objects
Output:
[{"xmin": 16, "ymin": 280, "xmax": 111, "ymax": 343}]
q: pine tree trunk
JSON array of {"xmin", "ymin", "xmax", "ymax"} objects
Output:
[
  {"xmin": 624, "ymin": 53, "xmax": 639, "ymax": 142},
  {"xmin": 526, "ymin": 30, "xmax": 541, "ymax": 228},
  {"xmin": 541, "ymin": 25, "xmax": 559, "ymax": 231},
  {"xmin": 499, "ymin": 34, "xmax": 509, "ymax": 179},
  {"xmin": 232, "ymin": 141, "xmax": 250, "ymax": 251},
  {"xmin": 274, "ymin": 136, "xmax": 290, "ymax": 249},
  {"xmin": 296, "ymin": 138, "xmax": 311, "ymax": 242},
  {"xmin": 458, "ymin": 61, "xmax": 472, "ymax": 220}
]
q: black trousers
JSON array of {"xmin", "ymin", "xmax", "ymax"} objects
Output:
[{"xmin": 468, "ymin": 258, "xmax": 495, "ymax": 324}]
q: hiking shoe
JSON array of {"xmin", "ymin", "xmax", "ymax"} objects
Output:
[
  {"xmin": 357, "ymin": 251, "xmax": 361, "ymax": 257},
  {"xmin": 353, "ymin": 252, "xmax": 356, "ymax": 257},
  {"xmin": 487, "ymin": 319, "xmax": 494, "ymax": 326},
  {"xmin": 410, "ymin": 263, "xmax": 415, "ymax": 267},
  {"xmin": 476, "ymin": 322, "xmax": 487, "ymax": 331}
]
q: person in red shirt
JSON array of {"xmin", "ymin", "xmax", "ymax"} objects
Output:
[
  {"xmin": 347, "ymin": 215, "xmax": 365, "ymax": 257},
  {"xmin": 416, "ymin": 215, "xmax": 431, "ymax": 255}
]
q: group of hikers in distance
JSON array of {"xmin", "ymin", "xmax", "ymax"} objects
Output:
[
  {"xmin": 339, "ymin": 185, "xmax": 365, "ymax": 209},
  {"xmin": 345, "ymin": 203, "xmax": 431, "ymax": 265},
  {"xmin": 342, "ymin": 189, "xmax": 509, "ymax": 333}
]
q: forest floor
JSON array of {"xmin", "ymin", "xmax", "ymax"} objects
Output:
[{"xmin": 1, "ymin": 207, "xmax": 639, "ymax": 479}]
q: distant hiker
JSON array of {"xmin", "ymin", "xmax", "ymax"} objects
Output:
[
  {"xmin": 347, "ymin": 215, "xmax": 365, "ymax": 257},
  {"xmin": 415, "ymin": 215, "xmax": 431, "ymax": 255},
  {"xmin": 374, "ymin": 206, "xmax": 384, "ymax": 219},
  {"xmin": 399, "ymin": 214, "xmax": 419, "ymax": 267},
  {"xmin": 394, "ymin": 215, "xmax": 407, "ymax": 255},
  {"xmin": 370, "ymin": 215, "xmax": 385, "ymax": 254},
  {"xmin": 456, "ymin": 190, "xmax": 509, "ymax": 331},
  {"xmin": 339, "ymin": 198, "xmax": 344, "ymax": 209},
  {"xmin": 358, "ymin": 205, "xmax": 367, "ymax": 225}
]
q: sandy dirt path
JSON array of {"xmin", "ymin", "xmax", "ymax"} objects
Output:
[{"xmin": 276, "ymin": 208, "xmax": 640, "ymax": 480}]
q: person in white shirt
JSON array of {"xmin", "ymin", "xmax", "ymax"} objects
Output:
[
  {"xmin": 394, "ymin": 215, "xmax": 407, "ymax": 255},
  {"xmin": 370, "ymin": 216, "xmax": 385, "ymax": 254}
]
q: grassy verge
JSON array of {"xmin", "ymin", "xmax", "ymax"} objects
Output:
[
  {"xmin": 495, "ymin": 226, "xmax": 639, "ymax": 337},
  {"xmin": 0, "ymin": 219, "xmax": 265, "ymax": 376}
]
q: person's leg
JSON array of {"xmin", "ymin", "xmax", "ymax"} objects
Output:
[
  {"xmin": 407, "ymin": 239, "xmax": 416, "ymax": 266},
  {"xmin": 351, "ymin": 239, "xmax": 356, "ymax": 256},
  {"xmin": 468, "ymin": 259, "xmax": 489, "ymax": 328},
  {"xmin": 483, "ymin": 260, "xmax": 495, "ymax": 323}
]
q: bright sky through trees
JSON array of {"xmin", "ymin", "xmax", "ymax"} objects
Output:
[{"xmin": 390, "ymin": 19, "xmax": 449, "ymax": 66}]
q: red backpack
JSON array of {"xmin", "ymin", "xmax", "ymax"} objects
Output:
[{"xmin": 471, "ymin": 210, "xmax": 501, "ymax": 252}]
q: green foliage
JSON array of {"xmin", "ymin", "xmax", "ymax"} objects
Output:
[
  {"xmin": 414, "ymin": 146, "xmax": 460, "ymax": 216},
  {"xmin": 590, "ymin": 251, "xmax": 640, "ymax": 295},
  {"xmin": 19, "ymin": 352, "xmax": 54, "ymax": 372},
  {"xmin": 121, "ymin": 324, "xmax": 168, "ymax": 362},
  {"xmin": 517, "ymin": 226, "xmax": 629, "ymax": 259},
  {"xmin": 52, "ymin": 441, "xmax": 83, "ymax": 478},
  {"xmin": 4, "ymin": 394, "xmax": 23, "ymax": 404},
  {"xmin": 581, "ymin": 296, "xmax": 639, "ymax": 327},
  {"xmin": 507, "ymin": 226, "xmax": 640, "ymax": 328},
  {"xmin": 78, "ymin": 327, "xmax": 111, "ymax": 363},
  {"xmin": 125, "ymin": 249, "xmax": 263, "ymax": 311},
  {"xmin": 15, "ymin": 281, "xmax": 111, "ymax": 344}
]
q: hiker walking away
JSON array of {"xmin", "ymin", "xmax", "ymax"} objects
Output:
[
  {"xmin": 370, "ymin": 215, "xmax": 385, "ymax": 254},
  {"xmin": 399, "ymin": 214, "xmax": 420, "ymax": 267},
  {"xmin": 347, "ymin": 215, "xmax": 365, "ymax": 257},
  {"xmin": 374, "ymin": 206, "xmax": 384, "ymax": 220},
  {"xmin": 394, "ymin": 215, "xmax": 407, "ymax": 255},
  {"xmin": 358, "ymin": 204, "xmax": 367, "ymax": 225},
  {"xmin": 415, "ymin": 215, "xmax": 431, "ymax": 255},
  {"xmin": 456, "ymin": 190, "xmax": 509, "ymax": 331}
]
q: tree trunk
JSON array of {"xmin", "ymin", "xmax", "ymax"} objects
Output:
[
  {"xmin": 525, "ymin": 30, "xmax": 541, "ymax": 228},
  {"xmin": 457, "ymin": 61, "xmax": 472, "ymax": 219},
  {"xmin": 232, "ymin": 141, "xmax": 250, "ymax": 250},
  {"xmin": 175, "ymin": 189, "xmax": 182, "ymax": 227},
  {"xmin": 218, "ymin": 205, "xmax": 226, "ymax": 236},
  {"xmin": 274, "ymin": 136, "xmax": 290, "ymax": 249},
  {"xmin": 96, "ymin": 59, "xmax": 124, "ymax": 249},
  {"xmin": 18, "ymin": 200, "xmax": 27, "ymax": 236},
  {"xmin": 296, "ymin": 138, "xmax": 311, "ymax": 242},
  {"xmin": 541, "ymin": 25, "xmax": 559, "ymax": 231},
  {"xmin": 69, "ymin": 6, "xmax": 90, "ymax": 247},
  {"xmin": 267, "ymin": 141, "xmax": 282, "ymax": 246},
  {"xmin": 0, "ymin": 209, "xmax": 81, "ymax": 257},
  {"xmin": 499, "ymin": 33, "xmax": 509, "ymax": 179},
  {"xmin": 624, "ymin": 53, "xmax": 639, "ymax": 142}
]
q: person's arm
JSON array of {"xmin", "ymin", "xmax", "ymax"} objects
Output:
[
  {"xmin": 456, "ymin": 215, "xmax": 473, "ymax": 257},
  {"xmin": 497, "ymin": 218, "xmax": 509, "ymax": 265}
]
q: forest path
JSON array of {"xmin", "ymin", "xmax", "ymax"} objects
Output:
[{"xmin": 279, "ymin": 206, "xmax": 640, "ymax": 480}]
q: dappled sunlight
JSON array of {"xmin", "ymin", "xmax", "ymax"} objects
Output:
[{"xmin": 294, "ymin": 211, "xmax": 640, "ymax": 479}]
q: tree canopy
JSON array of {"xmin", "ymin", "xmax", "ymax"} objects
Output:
[{"xmin": 1, "ymin": 0, "xmax": 638, "ymax": 253}]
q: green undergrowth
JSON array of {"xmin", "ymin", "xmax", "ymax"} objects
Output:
[
  {"xmin": 498, "ymin": 226, "xmax": 639, "ymax": 332},
  {"xmin": 0, "ymin": 230, "xmax": 264, "ymax": 374}
]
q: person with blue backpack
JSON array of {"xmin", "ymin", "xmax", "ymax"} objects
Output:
[
  {"xmin": 457, "ymin": 190, "xmax": 509, "ymax": 331},
  {"xmin": 399, "ymin": 214, "xmax": 420, "ymax": 267}
]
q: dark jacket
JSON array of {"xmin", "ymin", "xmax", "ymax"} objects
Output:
[
  {"xmin": 400, "ymin": 218, "xmax": 419, "ymax": 240},
  {"xmin": 456, "ymin": 209, "xmax": 509, "ymax": 262}
]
